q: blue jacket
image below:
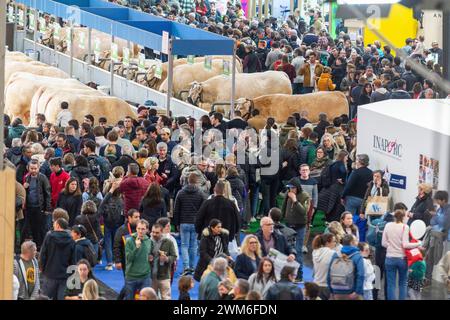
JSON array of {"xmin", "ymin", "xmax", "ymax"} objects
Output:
[
  {"xmin": 234, "ymin": 254, "xmax": 261, "ymax": 280},
  {"xmin": 327, "ymin": 245, "xmax": 365, "ymax": 295},
  {"xmin": 431, "ymin": 204, "xmax": 450, "ymax": 241}
]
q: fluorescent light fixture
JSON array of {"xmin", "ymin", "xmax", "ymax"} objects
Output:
[{"xmin": 337, "ymin": 0, "xmax": 400, "ymax": 4}]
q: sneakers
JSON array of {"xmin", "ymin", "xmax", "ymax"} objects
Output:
[
  {"xmin": 182, "ymin": 268, "xmax": 195, "ymax": 276},
  {"xmin": 302, "ymin": 245, "xmax": 308, "ymax": 254},
  {"xmin": 105, "ymin": 264, "xmax": 113, "ymax": 271}
]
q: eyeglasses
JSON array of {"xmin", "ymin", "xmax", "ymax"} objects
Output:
[{"xmin": 249, "ymin": 241, "xmax": 258, "ymax": 244}]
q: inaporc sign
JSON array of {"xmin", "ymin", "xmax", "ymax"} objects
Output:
[{"xmin": 373, "ymin": 135, "xmax": 403, "ymax": 159}]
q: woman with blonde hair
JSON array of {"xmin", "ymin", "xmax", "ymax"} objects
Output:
[
  {"xmin": 234, "ymin": 235, "xmax": 262, "ymax": 280},
  {"xmin": 143, "ymin": 156, "xmax": 163, "ymax": 185},
  {"xmin": 82, "ymin": 279, "xmax": 99, "ymax": 300},
  {"xmin": 319, "ymin": 133, "xmax": 341, "ymax": 161},
  {"xmin": 326, "ymin": 221, "xmax": 345, "ymax": 253},
  {"xmin": 408, "ymin": 183, "xmax": 434, "ymax": 226},
  {"xmin": 30, "ymin": 142, "xmax": 46, "ymax": 164}
]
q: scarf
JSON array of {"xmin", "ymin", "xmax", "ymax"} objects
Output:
[{"xmin": 311, "ymin": 156, "xmax": 330, "ymax": 170}]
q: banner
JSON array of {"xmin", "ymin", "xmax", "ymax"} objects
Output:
[
  {"xmin": 204, "ymin": 56, "xmax": 212, "ymax": 70},
  {"xmin": 122, "ymin": 47, "xmax": 130, "ymax": 67},
  {"xmin": 155, "ymin": 60, "xmax": 163, "ymax": 79},
  {"xmin": 187, "ymin": 55, "xmax": 195, "ymax": 64},
  {"xmin": 138, "ymin": 53, "xmax": 146, "ymax": 72},
  {"xmin": 111, "ymin": 43, "xmax": 119, "ymax": 63},
  {"xmin": 222, "ymin": 60, "xmax": 230, "ymax": 76},
  {"xmin": 39, "ymin": 17, "xmax": 46, "ymax": 33},
  {"xmin": 162, "ymin": 31, "xmax": 169, "ymax": 55}
]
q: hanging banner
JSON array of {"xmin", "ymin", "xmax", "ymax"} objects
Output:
[
  {"xmin": 222, "ymin": 60, "xmax": 230, "ymax": 76},
  {"xmin": 8, "ymin": 6, "xmax": 14, "ymax": 23},
  {"xmin": 39, "ymin": 17, "xmax": 46, "ymax": 33},
  {"xmin": 29, "ymin": 11, "xmax": 35, "ymax": 30},
  {"xmin": 122, "ymin": 47, "xmax": 130, "ymax": 67},
  {"xmin": 161, "ymin": 31, "xmax": 169, "ymax": 55},
  {"xmin": 18, "ymin": 9, "xmax": 24, "ymax": 27},
  {"xmin": 78, "ymin": 31, "xmax": 85, "ymax": 49},
  {"xmin": 138, "ymin": 53, "xmax": 146, "ymax": 72},
  {"xmin": 94, "ymin": 37, "xmax": 101, "ymax": 63},
  {"xmin": 204, "ymin": 56, "xmax": 212, "ymax": 70},
  {"xmin": 111, "ymin": 43, "xmax": 119, "ymax": 63},
  {"xmin": 187, "ymin": 55, "xmax": 195, "ymax": 64},
  {"xmin": 155, "ymin": 60, "xmax": 163, "ymax": 79},
  {"xmin": 53, "ymin": 22, "xmax": 61, "ymax": 40}
]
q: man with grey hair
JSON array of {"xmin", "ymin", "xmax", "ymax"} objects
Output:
[
  {"xmin": 139, "ymin": 287, "xmax": 158, "ymax": 300},
  {"xmin": 424, "ymin": 88, "xmax": 435, "ymax": 99},
  {"xmin": 233, "ymin": 279, "xmax": 250, "ymax": 300},
  {"xmin": 198, "ymin": 257, "xmax": 228, "ymax": 300},
  {"xmin": 156, "ymin": 141, "xmax": 179, "ymax": 194},
  {"xmin": 13, "ymin": 241, "xmax": 40, "ymax": 300},
  {"xmin": 341, "ymin": 154, "xmax": 373, "ymax": 241}
]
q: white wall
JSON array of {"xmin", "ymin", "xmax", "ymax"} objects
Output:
[
  {"xmin": 357, "ymin": 107, "xmax": 450, "ymax": 210},
  {"xmin": 420, "ymin": 10, "xmax": 443, "ymax": 48}
]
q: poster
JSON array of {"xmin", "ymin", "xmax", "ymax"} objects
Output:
[
  {"xmin": 111, "ymin": 43, "xmax": 119, "ymax": 63},
  {"xmin": 162, "ymin": 31, "xmax": 169, "ymax": 55},
  {"xmin": 267, "ymin": 248, "xmax": 300, "ymax": 281},
  {"xmin": 187, "ymin": 55, "xmax": 195, "ymax": 65},
  {"xmin": 39, "ymin": 17, "xmax": 46, "ymax": 33},
  {"xmin": 94, "ymin": 37, "xmax": 101, "ymax": 63},
  {"xmin": 222, "ymin": 60, "xmax": 230, "ymax": 76},
  {"xmin": 18, "ymin": 9, "xmax": 24, "ymax": 27},
  {"xmin": 78, "ymin": 30, "xmax": 85, "ymax": 49},
  {"xmin": 29, "ymin": 11, "xmax": 35, "ymax": 30},
  {"xmin": 418, "ymin": 154, "xmax": 439, "ymax": 189},
  {"xmin": 155, "ymin": 60, "xmax": 163, "ymax": 79},
  {"xmin": 204, "ymin": 56, "xmax": 212, "ymax": 70},
  {"xmin": 122, "ymin": 47, "xmax": 130, "ymax": 67},
  {"xmin": 138, "ymin": 53, "xmax": 146, "ymax": 72}
]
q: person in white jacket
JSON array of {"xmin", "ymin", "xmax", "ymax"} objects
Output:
[
  {"xmin": 358, "ymin": 242, "xmax": 375, "ymax": 300},
  {"xmin": 55, "ymin": 101, "xmax": 73, "ymax": 128},
  {"xmin": 312, "ymin": 233, "xmax": 338, "ymax": 300}
]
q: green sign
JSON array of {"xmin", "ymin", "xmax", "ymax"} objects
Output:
[
  {"xmin": 78, "ymin": 31, "xmax": 85, "ymax": 49},
  {"xmin": 111, "ymin": 43, "xmax": 119, "ymax": 63},
  {"xmin": 223, "ymin": 60, "xmax": 230, "ymax": 76},
  {"xmin": 122, "ymin": 47, "xmax": 130, "ymax": 67},
  {"xmin": 155, "ymin": 61, "xmax": 163, "ymax": 79},
  {"xmin": 18, "ymin": 9, "xmax": 24, "ymax": 27},
  {"xmin": 8, "ymin": 6, "xmax": 14, "ymax": 23},
  {"xmin": 29, "ymin": 11, "xmax": 35, "ymax": 30},
  {"xmin": 204, "ymin": 56, "xmax": 212, "ymax": 70},
  {"xmin": 53, "ymin": 22, "xmax": 60, "ymax": 40},
  {"xmin": 138, "ymin": 53, "xmax": 146, "ymax": 72},
  {"xmin": 39, "ymin": 17, "xmax": 46, "ymax": 33},
  {"xmin": 187, "ymin": 55, "xmax": 194, "ymax": 65}
]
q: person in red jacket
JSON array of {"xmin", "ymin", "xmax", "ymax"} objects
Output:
[
  {"xmin": 118, "ymin": 163, "xmax": 150, "ymax": 215},
  {"xmin": 49, "ymin": 157, "xmax": 70, "ymax": 208},
  {"xmin": 276, "ymin": 54, "xmax": 297, "ymax": 84}
]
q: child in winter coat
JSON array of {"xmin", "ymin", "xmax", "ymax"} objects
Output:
[
  {"xmin": 358, "ymin": 242, "xmax": 375, "ymax": 300},
  {"xmin": 316, "ymin": 67, "xmax": 336, "ymax": 92},
  {"xmin": 407, "ymin": 250, "xmax": 426, "ymax": 300}
]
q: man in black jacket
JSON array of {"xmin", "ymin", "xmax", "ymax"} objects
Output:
[
  {"xmin": 16, "ymin": 145, "xmax": 33, "ymax": 184},
  {"xmin": 255, "ymin": 216, "xmax": 296, "ymax": 260},
  {"xmin": 195, "ymin": 181, "xmax": 240, "ymax": 242},
  {"xmin": 23, "ymin": 159, "xmax": 52, "ymax": 249},
  {"xmin": 226, "ymin": 111, "xmax": 248, "ymax": 130},
  {"xmin": 113, "ymin": 209, "xmax": 140, "ymax": 276},
  {"xmin": 39, "ymin": 218, "xmax": 74, "ymax": 300},
  {"xmin": 390, "ymin": 79, "xmax": 412, "ymax": 100},
  {"xmin": 173, "ymin": 173, "xmax": 208, "ymax": 274}
]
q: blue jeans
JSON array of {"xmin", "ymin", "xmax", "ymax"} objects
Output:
[
  {"xmin": 385, "ymin": 257, "xmax": 408, "ymax": 300},
  {"xmin": 104, "ymin": 225, "xmax": 118, "ymax": 265},
  {"xmin": 41, "ymin": 277, "xmax": 67, "ymax": 300},
  {"xmin": 124, "ymin": 277, "xmax": 151, "ymax": 300},
  {"xmin": 345, "ymin": 196, "xmax": 366, "ymax": 241},
  {"xmin": 180, "ymin": 223, "xmax": 197, "ymax": 270},
  {"xmin": 292, "ymin": 83, "xmax": 303, "ymax": 95},
  {"xmin": 302, "ymin": 87, "xmax": 314, "ymax": 94},
  {"xmin": 293, "ymin": 226, "xmax": 306, "ymax": 279},
  {"xmin": 249, "ymin": 183, "xmax": 260, "ymax": 217}
]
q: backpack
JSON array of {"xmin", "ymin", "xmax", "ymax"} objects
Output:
[
  {"xmin": 366, "ymin": 216, "xmax": 387, "ymax": 248},
  {"xmin": 87, "ymin": 193, "xmax": 101, "ymax": 208},
  {"xmin": 83, "ymin": 243, "xmax": 98, "ymax": 267},
  {"xmin": 329, "ymin": 252, "xmax": 357, "ymax": 292},
  {"xmin": 319, "ymin": 162, "xmax": 334, "ymax": 189},
  {"xmin": 87, "ymin": 155, "xmax": 111, "ymax": 183}
]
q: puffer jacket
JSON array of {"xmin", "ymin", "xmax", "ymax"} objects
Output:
[
  {"xmin": 281, "ymin": 178, "xmax": 310, "ymax": 228},
  {"xmin": 118, "ymin": 176, "xmax": 150, "ymax": 215},
  {"xmin": 8, "ymin": 125, "xmax": 26, "ymax": 140},
  {"xmin": 279, "ymin": 124, "xmax": 297, "ymax": 148},
  {"xmin": 410, "ymin": 194, "xmax": 434, "ymax": 226},
  {"xmin": 317, "ymin": 73, "xmax": 336, "ymax": 91},
  {"xmin": 226, "ymin": 174, "xmax": 245, "ymax": 211},
  {"xmin": 173, "ymin": 184, "xmax": 207, "ymax": 226}
]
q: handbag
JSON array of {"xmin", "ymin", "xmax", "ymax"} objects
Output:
[
  {"xmin": 365, "ymin": 195, "xmax": 389, "ymax": 216},
  {"xmin": 86, "ymin": 215, "xmax": 103, "ymax": 264}
]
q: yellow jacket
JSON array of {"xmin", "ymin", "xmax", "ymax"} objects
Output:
[{"xmin": 317, "ymin": 73, "xmax": 336, "ymax": 91}]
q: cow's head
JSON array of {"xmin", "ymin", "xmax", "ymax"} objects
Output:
[
  {"xmin": 188, "ymin": 81, "xmax": 203, "ymax": 106},
  {"xmin": 144, "ymin": 64, "xmax": 160, "ymax": 89},
  {"xmin": 235, "ymin": 98, "xmax": 254, "ymax": 120}
]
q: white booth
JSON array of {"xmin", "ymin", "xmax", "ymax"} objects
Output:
[{"xmin": 357, "ymin": 99, "xmax": 450, "ymax": 209}]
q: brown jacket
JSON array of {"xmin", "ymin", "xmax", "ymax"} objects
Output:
[{"xmin": 299, "ymin": 61, "xmax": 324, "ymax": 88}]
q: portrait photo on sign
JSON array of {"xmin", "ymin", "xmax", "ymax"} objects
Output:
[{"xmin": 418, "ymin": 154, "xmax": 440, "ymax": 189}]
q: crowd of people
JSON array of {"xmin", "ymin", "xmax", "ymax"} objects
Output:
[{"xmin": 4, "ymin": 0, "xmax": 450, "ymax": 302}]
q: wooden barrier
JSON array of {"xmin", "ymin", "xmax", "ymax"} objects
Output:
[{"xmin": 0, "ymin": 167, "xmax": 16, "ymax": 300}]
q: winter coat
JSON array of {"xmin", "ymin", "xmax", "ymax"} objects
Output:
[
  {"xmin": 112, "ymin": 155, "xmax": 143, "ymax": 177},
  {"xmin": 410, "ymin": 194, "xmax": 434, "ymax": 226},
  {"xmin": 118, "ymin": 176, "xmax": 150, "ymax": 215},
  {"xmin": 331, "ymin": 65, "xmax": 346, "ymax": 87},
  {"xmin": 327, "ymin": 245, "xmax": 365, "ymax": 295},
  {"xmin": 15, "ymin": 182, "xmax": 26, "ymax": 221},
  {"xmin": 299, "ymin": 61, "xmax": 324, "ymax": 88},
  {"xmin": 73, "ymin": 238, "xmax": 96, "ymax": 264},
  {"xmin": 390, "ymin": 90, "xmax": 412, "ymax": 100},
  {"xmin": 226, "ymin": 174, "xmax": 245, "ymax": 211},
  {"xmin": 265, "ymin": 280, "xmax": 304, "ymax": 300},
  {"xmin": 70, "ymin": 165, "xmax": 94, "ymax": 191},
  {"xmin": 280, "ymin": 148, "xmax": 301, "ymax": 182},
  {"xmin": 195, "ymin": 195, "xmax": 240, "ymax": 241},
  {"xmin": 370, "ymin": 88, "xmax": 391, "ymax": 102},
  {"xmin": 317, "ymin": 182, "xmax": 345, "ymax": 215},
  {"xmin": 24, "ymin": 173, "xmax": 51, "ymax": 212},
  {"xmin": 342, "ymin": 167, "xmax": 373, "ymax": 200},
  {"xmin": 98, "ymin": 192, "xmax": 124, "ymax": 229},
  {"xmin": 194, "ymin": 227, "xmax": 230, "ymax": 281},
  {"xmin": 181, "ymin": 165, "xmax": 211, "ymax": 194},
  {"xmin": 281, "ymin": 178, "xmax": 310, "ymax": 228},
  {"xmin": 198, "ymin": 271, "xmax": 222, "ymax": 300},
  {"xmin": 157, "ymin": 156, "xmax": 179, "ymax": 192},
  {"xmin": 139, "ymin": 199, "xmax": 167, "ymax": 229},
  {"xmin": 148, "ymin": 236, "xmax": 177, "ymax": 281},
  {"xmin": 279, "ymin": 124, "xmax": 297, "ymax": 148},
  {"xmin": 255, "ymin": 229, "xmax": 296, "ymax": 257},
  {"xmin": 317, "ymin": 73, "xmax": 336, "ymax": 91},
  {"xmin": 39, "ymin": 230, "xmax": 74, "ymax": 280},
  {"xmin": 6, "ymin": 146, "xmax": 22, "ymax": 166},
  {"xmin": 360, "ymin": 180, "xmax": 390, "ymax": 215},
  {"xmin": 49, "ymin": 170, "xmax": 70, "ymax": 208},
  {"xmin": 248, "ymin": 273, "xmax": 276, "ymax": 298},
  {"xmin": 234, "ymin": 254, "xmax": 261, "ymax": 280},
  {"xmin": 173, "ymin": 184, "xmax": 207, "ymax": 226},
  {"xmin": 113, "ymin": 223, "xmax": 136, "ymax": 267},
  {"xmin": 9, "ymin": 125, "xmax": 26, "ymax": 140},
  {"xmin": 56, "ymin": 192, "xmax": 83, "ymax": 226},
  {"xmin": 74, "ymin": 213, "xmax": 103, "ymax": 244},
  {"xmin": 312, "ymin": 247, "xmax": 336, "ymax": 287}
]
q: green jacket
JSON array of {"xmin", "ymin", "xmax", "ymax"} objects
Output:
[
  {"xmin": 300, "ymin": 140, "xmax": 317, "ymax": 166},
  {"xmin": 149, "ymin": 237, "xmax": 177, "ymax": 281},
  {"xmin": 125, "ymin": 233, "xmax": 151, "ymax": 280},
  {"xmin": 199, "ymin": 271, "xmax": 221, "ymax": 300},
  {"xmin": 281, "ymin": 190, "xmax": 310, "ymax": 227},
  {"xmin": 409, "ymin": 260, "xmax": 426, "ymax": 281}
]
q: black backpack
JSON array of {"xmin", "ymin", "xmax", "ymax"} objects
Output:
[
  {"xmin": 83, "ymin": 243, "xmax": 98, "ymax": 267},
  {"xmin": 87, "ymin": 156, "xmax": 102, "ymax": 181},
  {"xmin": 319, "ymin": 162, "xmax": 334, "ymax": 189}
]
